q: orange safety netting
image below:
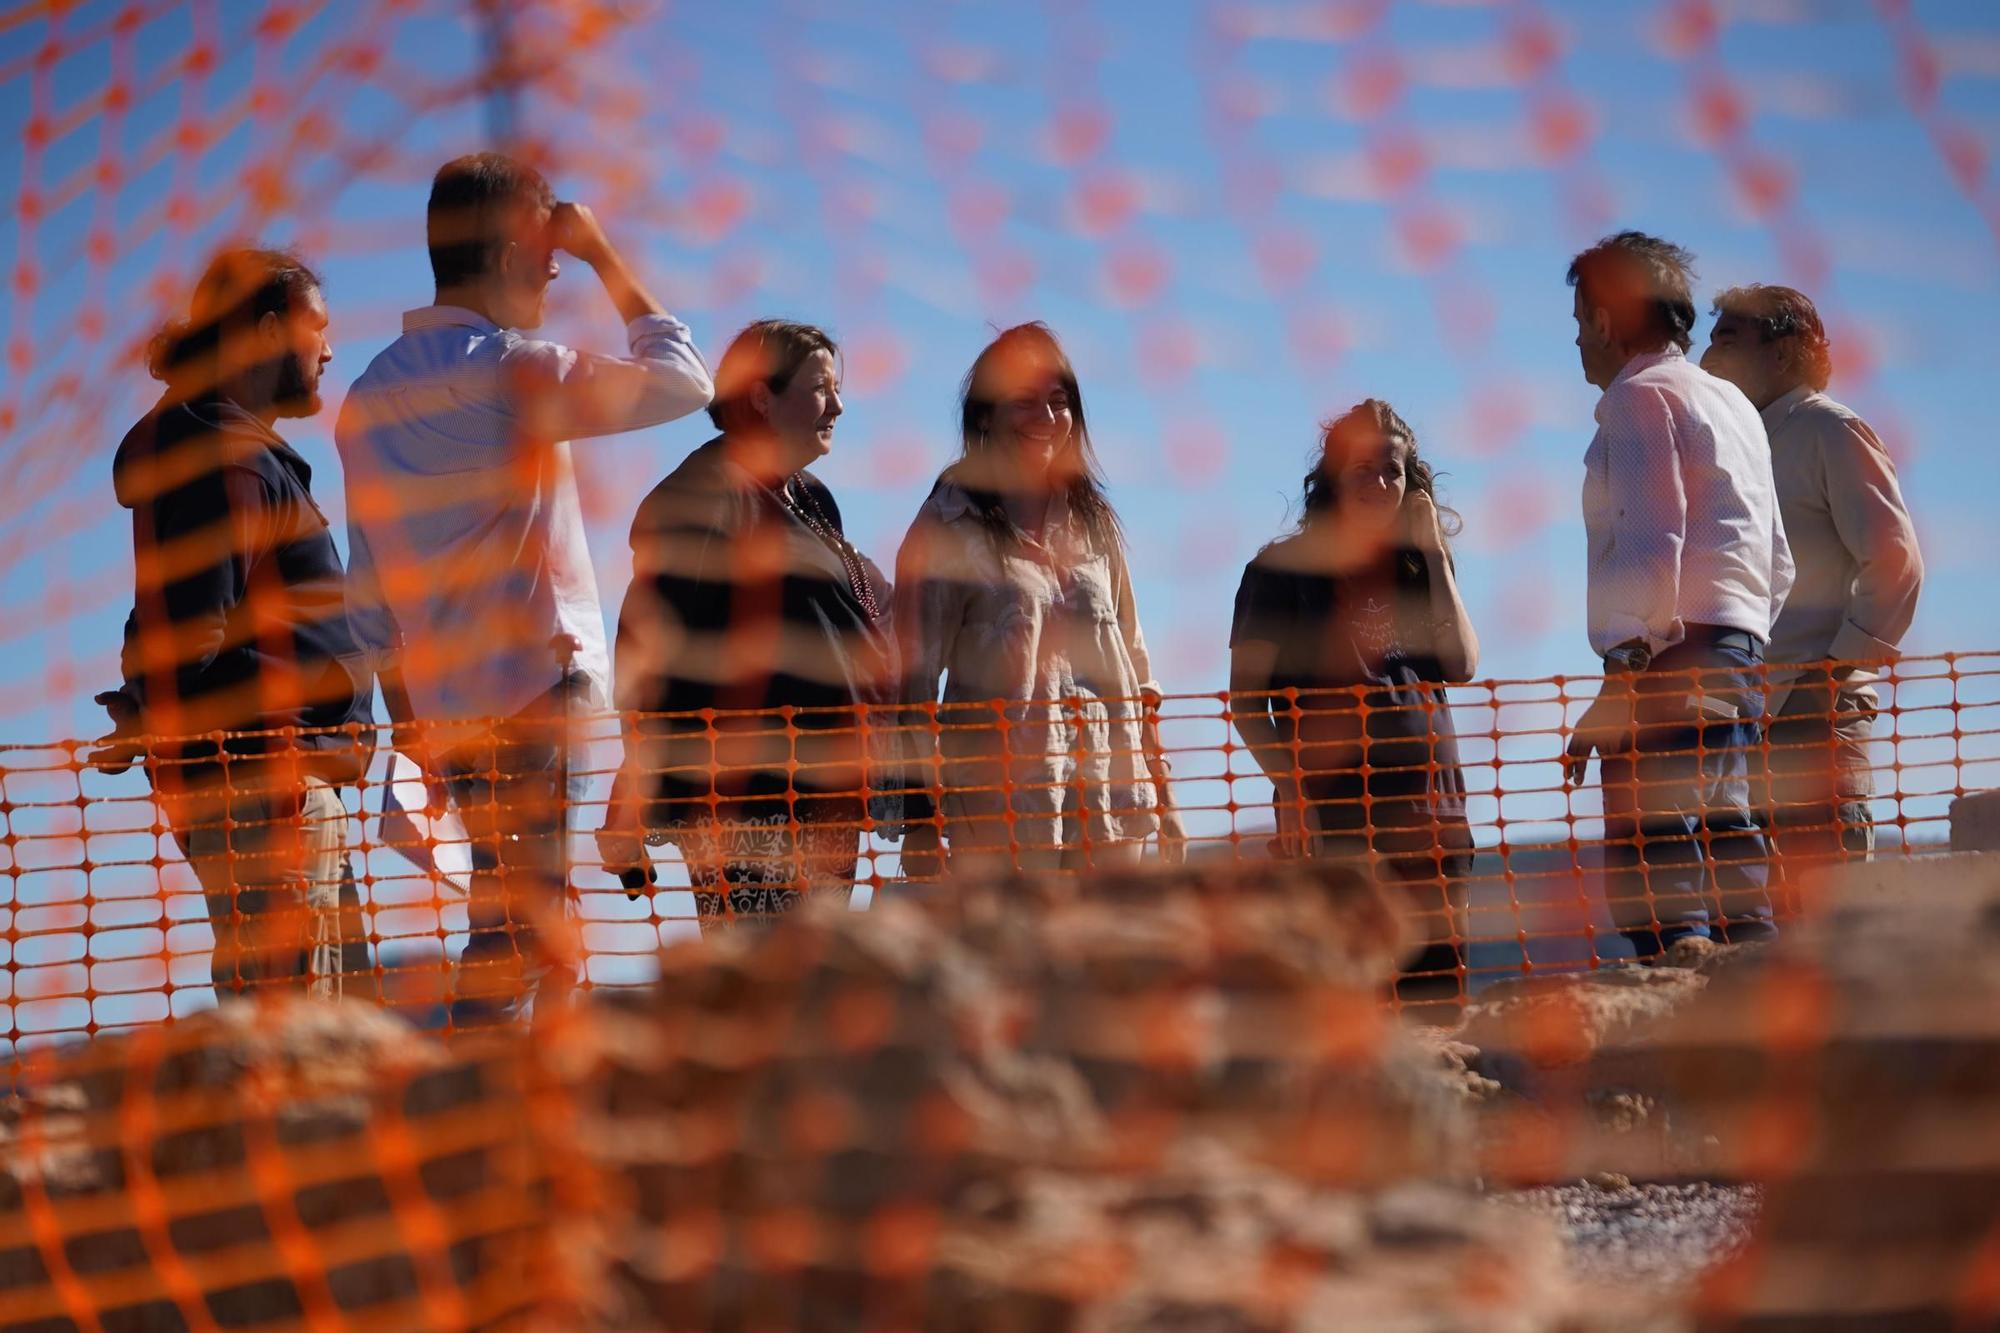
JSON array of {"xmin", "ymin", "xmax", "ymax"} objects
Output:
[
  {"xmin": 3, "ymin": 653, "xmax": 1997, "ymax": 1056},
  {"xmin": 6, "ymin": 0, "xmax": 2000, "ymax": 1328}
]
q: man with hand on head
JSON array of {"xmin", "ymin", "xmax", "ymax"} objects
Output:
[
  {"xmin": 1561, "ymin": 231, "xmax": 1794, "ymax": 958},
  {"xmin": 336, "ymin": 152, "xmax": 712, "ymax": 1026},
  {"xmin": 1701, "ymin": 284, "xmax": 1921, "ymax": 862}
]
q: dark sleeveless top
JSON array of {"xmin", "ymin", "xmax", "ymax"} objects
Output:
[{"xmin": 1230, "ymin": 543, "xmax": 1469, "ymax": 849}]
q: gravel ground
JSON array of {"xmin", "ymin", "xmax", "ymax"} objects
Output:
[{"xmin": 1500, "ymin": 1177, "xmax": 1762, "ymax": 1290}]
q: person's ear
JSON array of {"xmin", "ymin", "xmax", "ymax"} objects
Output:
[
  {"xmin": 1589, "ymin": 305, "xmax": 1613, "ymax": 348},
  {"xmin": 749, "ymin": 380, "xmax": 774, "ymax": 422},
  {"xmin": 255, "ymin": 310, "xmax": 286, "ymax": 354}
]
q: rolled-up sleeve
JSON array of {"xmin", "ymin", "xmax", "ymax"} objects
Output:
[
  {"xmin": 504, "ymin": 314, "xmax": 713, "ymax": 441},
  {"xmin": 1823, "ymin": 419, "xmax": 1923, "ymax": 664},
  {"xmin": 1598, "ymin": 384, "xmax": 1688, "ymax": 654}
]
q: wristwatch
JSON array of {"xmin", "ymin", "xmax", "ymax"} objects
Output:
[{"xmin": 1603, "ymin": 640, "xmax": 1653, "ymax": 674}]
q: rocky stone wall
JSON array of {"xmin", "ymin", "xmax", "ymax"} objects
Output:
[{"xmin": 5, "ymin": 852, "xmax": 1998, "ymax": 1330}]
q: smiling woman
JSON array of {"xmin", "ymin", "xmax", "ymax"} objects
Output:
[
  {"xmin": 597, "ymin": 319, "xmax": 901, "ymax": 930},
  {"xmin": 893, "ymin": 323, "xmax": 1186, "ymax": 878}
]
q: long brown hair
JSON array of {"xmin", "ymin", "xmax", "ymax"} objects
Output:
[{"xmin": 948, "ymin": 322, "xmax": 1122, "ymax": 551}]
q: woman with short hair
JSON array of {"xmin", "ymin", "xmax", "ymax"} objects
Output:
[
  {"xmin": 598, "ymin": 319, "xmax": 896, "ymax": 927},
  {"xmin": 896, "ymin": 323, "xmax": 1185, "ymax": 876}
]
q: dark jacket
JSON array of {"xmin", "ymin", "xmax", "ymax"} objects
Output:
[
  {"xmin": 613, "ymin": 437, "xmax": 896, "ymax": 822},
  {"xmin": 114, "ymin": 394, "xmax": 372, "ymax": 786}
]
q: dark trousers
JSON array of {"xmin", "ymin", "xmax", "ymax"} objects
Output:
[
  {"xmin": 440, "ymin": 676, "xmax": 586, "ymax": 1024},
  {"xmin": 1600, "ymin": 638, "xmax": 1773, "ymax": 957}
]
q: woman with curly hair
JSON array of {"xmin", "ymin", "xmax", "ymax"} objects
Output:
[{"xmin": 1228, "ymin": 399, "xmax": 1479, "ymax": 1012}]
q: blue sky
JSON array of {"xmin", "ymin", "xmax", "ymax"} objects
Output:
[
  {"xmin": 5, "ymin": 0, "xmax": 1996, "ymax": 735},
  {"xmin": 5, "ymin": 0, "xmax": 1996, "ymax": 738},
  {"xmin": 2, "ymin": 0, "xmax": 1998, "ymax": 1020}
]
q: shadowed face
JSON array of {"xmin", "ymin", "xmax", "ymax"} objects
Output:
[
  {"xmin": 269, "ymin": 285, "xmax": 332, "ymax": 419},
  {"xmin": 1330, "ymin": 433, "xmax": 1408, "ymax": 536},
  {"xmin": 757, "ymin": 348, "xmax": 843, "ymax": 461},
  {"xmin": 1700, "ymin": 310, "xmax": 1792, "ymax": 410},
  {"xmin": 1573, "ymin": 287, "xmax": 1621, "ymax": 390},
  {"xmin": 990, "ymin": 370, "xmax": 1073, "ymax": 481},
  {"xmin": 495, "ymin": 202, "xmax": 558, "ymax": 330}
]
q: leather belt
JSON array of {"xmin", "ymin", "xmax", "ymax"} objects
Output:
[{"xmin": 1680, "ymin": 623, "xmax": 1762, "ymax": 659}]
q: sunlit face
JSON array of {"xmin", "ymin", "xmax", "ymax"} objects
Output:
[
  {"xmin": 1573, "ymin": 287, "xmax": 1618, "ymax": 390},
  {"xmin": 1699, "ymin": 310, "xmax": 1789, "ymax": 409},
  {"xmin": 1333, "ymin": 435, "xmax": 1408, "ymax": 534},
  {"xmin": 271, "ymin": 285, "xmax": 332, "ymax": 418},
  {"xmin": 498, "ymin": 203, "xmax": 559, "ymax": 329},
  {"xmin": 761, "ymin": 348, "xmax": 843, "ymax": 459},
  {"xmin": 987, "ymin": 370, "xmax": 1074, "ymax": 481}
]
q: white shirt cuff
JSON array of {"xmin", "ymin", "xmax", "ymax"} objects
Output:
[
  {"xmin": 1601, "ymin": 613, "xmax": 1680, "ymax": 659},
  {"xmin": 626, "ymin": 312, "xmax": 693, "ymax": 348}
]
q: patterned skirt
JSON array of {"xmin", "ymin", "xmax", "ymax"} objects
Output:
[{"xmin": 672, "ymin": 791, "xmax": 863, "ymax": 928}]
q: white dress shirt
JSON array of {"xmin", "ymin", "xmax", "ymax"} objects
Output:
[
  {"xmin": 337, "ymin": 306, "xmax": 712, "ymax": 739},
  {"xmin": 1760, "ymin": 385, "xmax": 1922, "ymax": 712},
  {"xmin": 1582, "ymin": 346, "xmax": 1795, "ymax": 658}
]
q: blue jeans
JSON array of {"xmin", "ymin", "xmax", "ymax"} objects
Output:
[{"xmin": 1599, "ymin": 641, "xmax": 1773, "ymax": 956}]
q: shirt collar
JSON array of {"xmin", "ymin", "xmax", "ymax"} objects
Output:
[
  {"xmin": 929, "ymin": 472, "xmax": 1074, "ymax": 543},
  {"xmin": 1613, "ymin": 344, "xmax": 1682, "ymax": 384},
  {"xmin": 929, "ymin": 475, "xmax": 978, "ymax": 523},
  {"xmin": 1759, "ymin": 383, "xmax": 1817, "ymax": 437},
  {"xmin": 402, "ymin": 304, "xmax": 501, "ymax": 335},
  {"xmin": 1593, "ymin": 345, "xmax": 1684, "ymax": 423}
]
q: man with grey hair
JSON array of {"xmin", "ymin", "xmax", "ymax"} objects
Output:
[
  {"xmin": 1561, "ymin": 231, "xmax": 1795, "ymax": 958},
  {"xmin": 1701, "ymin": 284, "xmax": 1922, "ymax": 862}
]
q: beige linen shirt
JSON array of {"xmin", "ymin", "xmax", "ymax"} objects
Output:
[
  {"xmin": 1760, "ymin": 386, "xmax": 1923, "ymax": 714},
  {"xmin": 894, "ymin": 475, "xmax": 1162, "ymax": 853}
]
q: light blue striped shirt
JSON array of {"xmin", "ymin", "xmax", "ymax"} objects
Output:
[{"xmin": 336, "ymin": 305, "xmax": 712, "ymax": 738}]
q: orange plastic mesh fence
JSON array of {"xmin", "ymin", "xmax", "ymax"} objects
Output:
[
  {"xmin": 5, "ymin": 0, "xmax": 1999, "ymax": 1326},
  {"xmin": 2, "ymin": 651, "xmax": 1995, "ymax": 1059}
]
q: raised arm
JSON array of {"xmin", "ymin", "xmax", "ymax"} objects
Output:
[
  {"xmin": 1403, "ymin": 493, "xmax": 1479, "ymax": 683},
  {"xmin": 504, "ymin": 203, "xmax": 712, "ymax": 440}
]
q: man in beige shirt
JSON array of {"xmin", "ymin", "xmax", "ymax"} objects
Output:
[{"xmin": 1701, "ymin": 284, "xmax": 1923, "ymax": 860}]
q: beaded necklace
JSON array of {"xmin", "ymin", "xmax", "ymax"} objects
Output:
[{"xmin": 778, "ymin": 474, "xmax": 884, "ymax": 623}]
